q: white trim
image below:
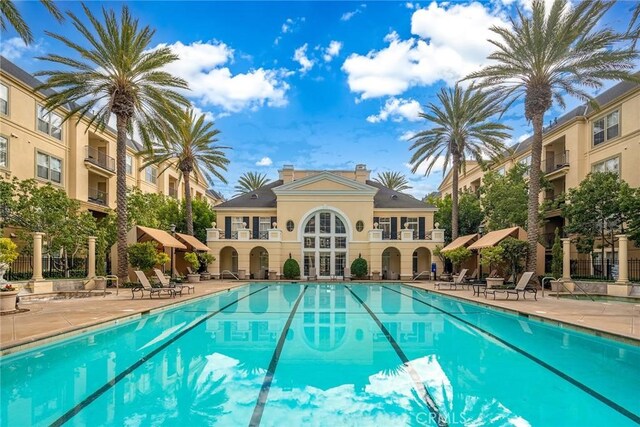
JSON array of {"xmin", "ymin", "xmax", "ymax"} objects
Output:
[{"xmin": 274, "ymin": 170, "xmax": 377, "ymax": 194}]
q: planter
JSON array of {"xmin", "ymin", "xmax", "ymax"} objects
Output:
[
  {"xmin": 200, "ymin": 272, "xmax": 211, "ymax": 281},
  {"xmin": 550, "ymin": 280, "xmax": 564, "ymax": 292},
  {"xmin": 486, "ymin": 277, "xmax": 504, "ymax": 287},
  {"xmin": 0, "ymin": 291, "xmax": 19, "ymax": 312},
  {"xmin": 187, "ymin": 274, "xmax": 200, "ymax": 283},
  {"xmin": 0, "ymin": 263, "xmax": 8, "ymax": 285}
]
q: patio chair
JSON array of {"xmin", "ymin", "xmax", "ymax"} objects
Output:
[
  {"xmin": 484, "ymin": 272, "xmax": 537, "ymax": 300},
  {"xmin": 308, "ymin": 267, "xmax": 318, "ymax": 281},
  {"xmin": 132, "ymin": 270, "xmax": 176, "ymax": 299},
  {"xmin": 434, "ymin": 269, "xmax": 468, "ymax": 290},
  {"xmin": 153, "ymin": 268, "xmax": 192, "ymax": 295},
  {"xmin": 463, "ymin": 268, "xmax": 479, "ymax": 284}
]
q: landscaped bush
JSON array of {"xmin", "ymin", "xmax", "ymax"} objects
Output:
[
  {"xmin": 441, "ymin": 246, "xmax": 472, "ymax": 272},
  {"xmin": 184, "ymin": 252, "xmax": 201, "ymax": 272},
  {"xmin": 283, "ymin": 258, "xmax": 300, "ymax": 279},
  {"xmin": 551, "ymin": 228, "xmax": 563, "ymax": 279},
  {"xmin": 128, "ymin": 242, "xmax": 163, "ymax": 272},
  {"xmin": 499, "ymin": 237, "xmax": 529, "ymax": 276},
  {"xmin": 0, "ymin": 238, "xmax": 19, "ymax": 266},
  {"xmin": 351, "ymin": 257, "xmax": 368, "ymax": 278},
  {"xmin": 198, "ymin": 252, "xmax": 215, "ymax": 273},
  {"xmin": 479, "ymin": 246, "xmax": 504, "ymax": 273}
]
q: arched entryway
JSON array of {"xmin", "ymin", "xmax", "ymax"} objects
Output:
[
  {"xmin": 382, "ymin": 247, "xmax": 401, "ymax": 280},
  {"xmin": 219, "ymin": 246, "xmax": 238, "ymax": 278},
  {"xmin": 249, "ymin": 246, "xmax": 269, "ymax": 279},
  {"xmin": 413, "ymin": 247, "xmax": 432, "ymax": 278},
  {"xmin": 301, "ymin": 209, "xmax": 349, "ymax": 278}
]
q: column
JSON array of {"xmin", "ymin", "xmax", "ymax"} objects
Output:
[
  {"xmin": 87, "ymin": 236, "xmax": 96, "ymax": 279},
  {"xmin": 615, "ymin": 234, "xmax": 629, "ymax": 284},
  {"xmin": 561, "ymin": 238, "xmax": 571, "ymax": 281},
  {"xmin": 32, "ymin": 232, "xmax": 45, "ymax": 281}
]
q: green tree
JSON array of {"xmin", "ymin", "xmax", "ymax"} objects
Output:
[
  {"xmin": 551, "ymin": 228, "xmax": 563, "ymax": 279},
  {"xmin": 0, "ymin": 0, "xmax": 63, "ymax": 44},
  {"xmin": 36, "ymin": 4, "xmax": 189, "ymax": 282},
  {"xmin": 283, "ymin": 258, "xmax": 300, "ymax": 279},
  {"xmin": 441, "ymin": 246, "xmax": 472, "ymax": 273},
  {"xmin": 95, "ymin": 213, "xmax": 116, "ymax": 277},
  {"xmin": 480, "ymin": 163, "xmax": 528, "ymax": 231},
  {"xmin": 184, "ymin": 198, "xmax": 216, "ymax": 244},
  {"xmin": 350, "ymin": 257, "xmax": 368, "ymax": 279},
  {"xmin": 127, "ymin": 242, "xmax": 164, "ymax": 273},
  {"xmin": 499, "ymin": 237, "xmax": 529, "ymax": 277},
  {"xmin": 126, "ymin": 188, "xmax": 181, "ymax": 231},
  {"xmin": 479, "ymin": 246, "xmax": 505, "ymax": 273},
  {"xmin": 410, "ymin": 84, "xmax": 510, "ymax": 241},
  {"xmin": 428, "ymin": 192, "xmax": 483, "ymax": 244},
  {"xmin": 234, "ymin": 172, "xmax": 270, "ymax": 195},
  {"xmin": 627, "ymin": 3, "xmax": 640, "ymax": 48},
  {"xmin": 140, "ymin": 108, "xmax": 229, "ymax": 235},
  {"xmin": 373, "ymin": 171, "xmax": 411, "ymax": 192},
  {"xmin": 466, "ymin": 0, "xmax": 638, "ymax": 272}
]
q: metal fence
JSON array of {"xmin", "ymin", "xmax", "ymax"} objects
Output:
[
  {"xmin": 5, "ymin": 255, "xmax": 87, "ymax": 281},
  {"xmin": 570, "ymin": 258, "xmax": 640, "ymax": 281}
]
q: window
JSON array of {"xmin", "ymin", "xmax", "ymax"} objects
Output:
[
  {"xmin": 36, "ymin": 105, "xmax": 62, "ymax": 140},
  {"xmin": 231, "ymin": 216, "xmax": 244, "ymax": 239},
  {"xmin": 259, "ymin": 217, "xmax": 271, "ymax": 239},
  {"xmin": 0, "ymin": 83, "xmax": 8, "ymax": 115},
  {"xmin": 302, "ymin": 211, "xmax": 348, "ymax": 278},
  {"xmin": 592, "ymin": 157, "xmax": 620, "ymax": 175},
  {"xmin": 36, "ymin": 152, "xmax": 62, "ymax": 184},
  {"xmin": 304, "ymin": 216, "xmax": 315, "ymax": 233},
  {"xmin": 593, "ymin": 110, "xmax": 619, "ymax": 146},
  {"xmin": 519, "ymin": 155, "xmax": 531, "ymax": 178},
  {"xmin": 126, "ymin": 155, "xmax": 133, "ymax": 175},
  {"xmin": 379, "ymin": 217, "xmax": 391, "ymax": 240},
  {"xmin": 405, "ymin": 217, "xmax": 418, "ymax": 239},
  {"xmin": 356, "ymin": 220, "xmax": 364, "ymax": 232},
  {"xmin": 145, "ymin": 166, "xmax": 157, "ymax": 184},
  {"xmin": 286, "ymin": 220, "xmax": 294, "ymax": 232},
  {"xmin": 335, "ymin": 217, "xmax": 346, "ymax": 234},
  {"xmin": 0, "ymin": 135, "xmax": 7, "ymax": 168},
  {"xmin": 320, "ymin": 212, "xmax": 331, "ymax": 234}
]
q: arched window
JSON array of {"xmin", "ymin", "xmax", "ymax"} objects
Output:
[{"xmin": 302, "ymin": 210, "xmax": 348, "ymax": 278}]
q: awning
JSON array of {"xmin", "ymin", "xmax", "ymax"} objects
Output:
[
  {"xmin": 468, "ymin": 227, "xmax": 520, "ymax": 250},
  {"xmin": 442, "ymin": 234, "xmax": 478, "ymax": 251},
  {"xmin": 175, "ymin": 232, "xmax": 210, "ymax": 252},
  {"xmin": 137, "ymin": 226, "xmax": 187, "ymax": 249}
]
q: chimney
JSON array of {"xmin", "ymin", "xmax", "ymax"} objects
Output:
[
  {"xmin": 354, "ymin": 164, "xmax": 369, "ymax": 183},
  {"xmin": 279, "ymin": 164, "xmax": 295, "ymax": 183}
]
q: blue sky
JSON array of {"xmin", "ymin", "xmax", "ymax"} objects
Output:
[{"xmin": 2, "ymin": 0, "xmax": 636, "ymax": 199}]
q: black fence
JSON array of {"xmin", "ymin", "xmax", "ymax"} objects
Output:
[
  {"xmin": 570, "ymin": 258, "xmax": 640, "ymax": 282},
  {"xmin": 5, "ymin": 255, "xmax": 87, "ymax": 281},
  {"xmin": 630, "ymin": 259, "xmax": 640, "ymax": 282}
]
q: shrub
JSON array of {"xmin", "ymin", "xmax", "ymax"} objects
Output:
[
  {"xmin": 184, "ymin": 252, "xmax": 200, "ymax": 271},
  {"xmin": 441, "ymin": 246, "xmax": 472, "ymax": 271},
  {"xmin": 551, "ymin": 228, "xmax": 563, "ymax": 279},
  {"xmin": 0, "ymin": 238, "xmax": 19, "ymax": 265},
  {"xmin": 351, "ymin": 257, "xmax": 368, "ymax": 278},
  {"xmin": 499, "ymin": 237, "xmax": 529, "ymax": 277},
  {"xmin": 283, "ymin": 258, "xmax": 300, "ymax": 279},
  {"xmin": 156, "ymin": 251, "xmax": 171, "ymax": 266},
  {"xmin": 128, "ymin": 242, "xmax": 161, "ymax": 272},
  {"xmin": 198, "ymin": 252, "xmax": 215, "ymax": 273},
  {"xmin": 479, "ymin": 246, "xmax": 504, "ymax": 271}
]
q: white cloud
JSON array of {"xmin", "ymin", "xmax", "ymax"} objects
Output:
[
  {"xmin": 342, "ymin": 2, "xmax": 509, "ymax": 100},
  {"xmin": 256, "ymin": 157, "xmax": 273, "ymax": 166},
  {"xmin": 399, "ymin": 130, "xmax": 418, "ymax": 141},
  {"xmin": 156, "ymin": 40, "xmax": 290, "ymax": 112},
  {"xmin": 323, "ymin": 41, "xmax": 343, "ymax": 62},
  {"xmin": 405, "ymin": 157, "xmax": 446, "ymax": 175},
  {"xmin": 405, "ymin": 2, "xmax": 417, "ymax": 9},
  {"xmin": 366, "ymin": 97, "xmax": 423, "ymax": 123},
  {"xmin": 0, "ymin": 37, "xmax": 42, "ymax": 60},
  {"xmin": 293, "ymin": 43, "xmax": 315, "ymax": 74},
  {"xmin": 341, "ymin": 4, "xmax": 366, "ymax": 21}
]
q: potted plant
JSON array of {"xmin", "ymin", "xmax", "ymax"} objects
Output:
[
  {"xmin": 480, "ymin": 246, "xmax": 505, "ymax": 287},
  {"xmin": 351, "ymin": 256, "xmax": 368, "ymax": 279},
  {"xmin": 550, "ymin": 228, "xmax": 564, "ymax": 292},
  {"xmin": 199, "ymin": 252, "xmax": 215, "ymax": 280},
  {"xmin": 0, "ymin": 238, "xmax": 20, "ymax": 313},
  {"xmin": 184, "ymin": 252, "xmax": 201, "ymax": 283}
]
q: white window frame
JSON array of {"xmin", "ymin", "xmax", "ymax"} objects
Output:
[
  {"xmin": 259, "ymin": 217, "xmax": 271, "ymax": 240},
  {"xmin": 0, "ymin": 134, "xmax": 8, "ymax": 169},
  {"xmin": 592, "ymin": 109, "xmax": 619, "ymax": 147},
  {"xmin": 231, "ymin": 216, "xmax": 244, "ymax": 239},
  {"xmin": 302, "ymin": 211, "xmax": 348, "ymax": 278},
  {"xmin": 379, "ymin": 217, "xmax": 391, "ymax": 240},
  {"xmin": 125, "ymin": 154, "xmax": 134, "ymax": 175},
  {"xmin": 36, "ymin": 105, "xmax": 63, "ymax": 140},
  {"xmin": 519, "ymin": 155, "xmax": 531, "ymax": 178},
  {"xmin": 405, "ymin": 217, "xmax": 419, "ymax": 239},
  {"xmin": 0, "ymin": 83, "xmax": 8, "ymax": 116},
  {"xmin": 592, "ymin": 156, "xmax": 620, "ymax": 175},
  {"xmin": 36, "ymin": 151, "xmax": 62, "ymax": 184},
  {"xmin": 145, "ymin": 166, "xmax": 157, "ymax": 184}
]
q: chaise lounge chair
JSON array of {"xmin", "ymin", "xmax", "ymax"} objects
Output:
[
  {"xmin": 434, "ymin": 269, "xmax": 468, "ymax": 290},
  {"xmin": 153, "ymin": 268, "xmax": 193, "ymax": 295},
  {"xmin": 132, "ymin": 270, "xmax": 176, "ymax": 299},
  {"xmin": 484, "ymin": 271, "xmax": 537, "ymax": 300}
]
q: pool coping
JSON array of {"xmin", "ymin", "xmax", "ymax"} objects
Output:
[{"xmin": 400, "ymin": 282, "xmax": 640, "ymax": 347}]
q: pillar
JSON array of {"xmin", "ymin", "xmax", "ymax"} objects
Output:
[
  {"xmin": 87, "ymin": 236, "xmax": 96, "ymax": 279},
  {"xmin": 615, "ymin": 234, "xmax": 629, "ymax": 284},
  {"xmin": 32, "ymin": 232, "xmax": 44, "ymax": 281},
  {"xmin": 561, "ymin": 238, "xmax": 571, "ymax": 281}
]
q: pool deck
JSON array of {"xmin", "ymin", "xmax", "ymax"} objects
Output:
[{"xmin": 1, "ymin": 280, "xmax": 639, "ymax": 355}]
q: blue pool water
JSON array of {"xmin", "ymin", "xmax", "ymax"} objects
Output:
[{"xmin": 1, "ymin": 283, "xmax": 639, "ymax": 426}]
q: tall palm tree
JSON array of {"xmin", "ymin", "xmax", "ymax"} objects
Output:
[
  {"xmin": 628, "ymin": 3, "xmax": 640, "ymax": 48},
  {"xmin": 373, "ymin": 171, "xmax": 412, "ymax": 192},
  {"xmin": 234, "ymin": 172, "xmax": 270, "ymax": 195},
  {"xmin": 0, "ymin": 0, "xmax": 63, "ymax": 44},
  {"xmin": 409, "ymin": 84, "xmax": 510, "ymax": 241},
  {"xmin": 36, "ymin": 5, "xmax": 189, "ymax": 281},
  {"xmin": 465, "ymin": 0, "xmax": 638, "ymax": 272},
  {"xmin": 140, "ymin": 108, "xmax": 229, "ymax": 235}
]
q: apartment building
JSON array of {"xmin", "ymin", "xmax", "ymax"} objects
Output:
[{"xmin": 0, "ymin": 56, "xmax": 222, "ymax": 221}]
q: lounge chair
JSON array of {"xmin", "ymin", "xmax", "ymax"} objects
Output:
[
  {"xmin": 463, "ymin": 268, "xmax": 480, "ymax": 284},
  {"xmin": 434, "ymin": 269, "xmax": 468, "ymax": 290},
  {"xmin": 484, "ymin": 272, "xmax": 537, "ymax": 300},
  {"xmin": 307, "ymin": 267, "xmax": 318, "ymax": 281},
  {"xmin": 132, "ymin": 271, "xmax": 176, "ymax": 299},
  {"xmin": 153, "ymin": 268, "xmax": 193, "ymax": 295},
  {"xmin": 343, "ymin": 267, "xmax": 351, "ymax": 281}
]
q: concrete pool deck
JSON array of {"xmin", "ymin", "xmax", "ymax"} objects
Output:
[{"xmin": 1, "ymin": 280, "xmax": 638, "ymax": 355}]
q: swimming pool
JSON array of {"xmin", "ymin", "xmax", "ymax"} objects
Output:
[{"xmin": 1, "ymin": 283, "xmax": 639, "ymax": 426}]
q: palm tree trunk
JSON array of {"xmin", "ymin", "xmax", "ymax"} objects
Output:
[
  {"xmin": 183, "ymin": 170, "xmax": 194, "ymax": 235},
  {"xmin": 451, "ymin": 154, "xmax": 460, "ymax": 241},
  {"xmin": 115, "ymin": 114, "xmax": 129, "ymax": 282},
  {"xmin": 526, "ymin": 114, "xmax": 543, "ymax": 273}
]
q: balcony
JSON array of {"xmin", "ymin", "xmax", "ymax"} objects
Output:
[
  {"xmin": 544, "ymin": 150, "xmax": 569, "ymax": 176},
  {"xmin": 84, "ymin": 146, "xmax": 115, "ymax": 175},
  {"xmin": 88, "ymin": 187, "xmax": 108, "ymax": 206}
]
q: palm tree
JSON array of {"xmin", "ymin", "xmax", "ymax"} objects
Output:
[
  {"xmin": 628, "ymin": 3, "xmax": 640, "ymax": 48},
  {"xmin": 373, "ymin": 171, "xmax": 412, "ymax": 192},
  {"xmin": 0, "ymin": 0, "xmax": 63, "ymax": 44},
  {"xmin": 409, "ymin": 84, "xmax": 510, "ymax": 241},
  {"xmin": 234, "ymin": 172, "xmax": 270, "ymax": 195},
  {"xmin": 36, "ymin": 5, "xmax": 189, "ymax": 281},
  {"xmin": 140, "ymin": 108, "xmax": 229, "ymax": 235},
  {"xmin": 465, "ymin": 0, "xmax": 638, "ymax": 272}
]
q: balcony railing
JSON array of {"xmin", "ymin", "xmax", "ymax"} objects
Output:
[
  {"xmin": 545, "ymin": 150, "xmax": 569, "ymax": 174},
  {"xmin": 85, "ymin": 146, "xmax": 115, "ymax": 172},
  {"xmin": 88, "ymin": 187, "xmax": 108, "ymax": 206}
]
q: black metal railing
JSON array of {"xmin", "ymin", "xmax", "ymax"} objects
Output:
[
  {"xmin": 5, "ymin": 255, "xmax": 87, "ymax": 280},
  {"xmin": 258, "ymin": 230, "xmax": 269, "ymax": 240},
  {"xmin": 629, "ymin": 259, "xmax": 640, "ymax": 281},
  {"xmin": 545, "ymin": 150, "xmax": 570, "ymax": 174},
  {"xmin": 85, "ymin": 145, "xmax": 115, "ymax": 172},
  {"xmin": 571, "ymin": 258, "xmax": 612, "ymax": 280},
  {"xmin": 88, "ymin": 187, "xmax": 108, "ymax": 206}
]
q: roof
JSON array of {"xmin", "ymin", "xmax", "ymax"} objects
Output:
[
  {"xmin": 136, "ymin": 226, "xmax": 186, "ymax": 249},
  {"xmin": 468, "ymin": 227, "xmax": 520, "ymax": 250},
  {"xmin": 206, "ymin": 188, "xmax": 224, "ymax": 200},
  {"xmin": 215, "ymin": 180, "xmax": 282, "ymax": 208},
  {"xmin": 366, "ymin": 180, "xmax": 435, "ymax": 209},
  {"xmin": 442, "ymin": 233, "xmax": 479, "ymax": 251},
  {"xmin": 175, "ymin": 233, "xmax": 210, "ymax": 252}
]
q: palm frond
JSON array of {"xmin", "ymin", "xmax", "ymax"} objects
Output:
[
  {"xmin": 373, "ymin": 171, "xmax": 412, "ymax": 192},
  {"xmin": 234, "ymin": 172, "xmax": 270, "ymax": 195}
]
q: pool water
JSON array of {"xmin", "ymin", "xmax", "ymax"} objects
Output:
[{"xmin": 1, "ymin": 283, "xmax": 639, "ymax": 426}]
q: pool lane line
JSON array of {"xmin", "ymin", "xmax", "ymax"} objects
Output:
[
  {"xmin": 50, "ymin": 285, "xmax": 269, "ymax": 427},
  {"xmin": 346, "ymin": 286, "xmax": 449, "ymax": 427},
  {"xmin": 249, "ymin": 285, "xmax": 308, "ymax": 427},
  {"xmin": 384, "ymin": 285, "xmax": 640, "ymax": 425}
]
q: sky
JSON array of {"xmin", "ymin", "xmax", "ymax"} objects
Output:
[{"xmin": 1, "ymin": 0, "xmax": 637, "ymax": 199}]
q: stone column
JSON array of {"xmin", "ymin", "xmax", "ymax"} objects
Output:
[
  {"xmin": 615, "ymin": 234, "xmax": 629, "ymax": 284},
  {"xmin": 32, "ymin": 232, "xmax": 44, "ymax": 281},
  {"xmin": 87, "ymin": 236, "xmax": 96, "ymax": 278},
  {"xmin": 561, "ymin": 238, "xmax": 571, "ymax": 281}
]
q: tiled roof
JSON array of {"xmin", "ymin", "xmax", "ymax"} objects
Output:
[
  {"xmin": 366, "ymin": 180, "xmax": 434, "ymax": 209},
  {"xmin": 215, "ymin": 180, "xmax": 282, "ymax": 208}
]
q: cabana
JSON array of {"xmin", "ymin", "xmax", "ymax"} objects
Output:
[
  {"xmin": 175, "ymin": 232, "xmax": 211, "ymax": 275},
  {"xmin": 441, "ymin": 233, "xmax": 479, "ymax": 274}
]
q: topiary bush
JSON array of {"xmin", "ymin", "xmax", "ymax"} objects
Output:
[
  {"xmin": 283, "ymin": 258, "xmax": 300, "ymax": 279},
  {"xmin": 351, "ymin": 257, "xmax": 368, "ymax": 278}
]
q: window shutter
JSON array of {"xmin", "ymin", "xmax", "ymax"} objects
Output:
[
  {"xmin": 224, "ymin": 217, "xmax": 231, "ymax": 239},
  {"xmin": 391, "ymin": 217, "xmax": 398, "ymax": 240},
  {"xmin": 271, "ymin": 216, "xmax": 277, "ymax": 228},
  {"xmin": 418, "ymin": 217, "xmax": 426, "ymax": 239},
  {"xmin": 253, "ymin": 217, "xmax": 259, "ymax": 239},
  {"xmin": 400, "ymin": 217, "xmax": 407, "ymax": 231}
]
